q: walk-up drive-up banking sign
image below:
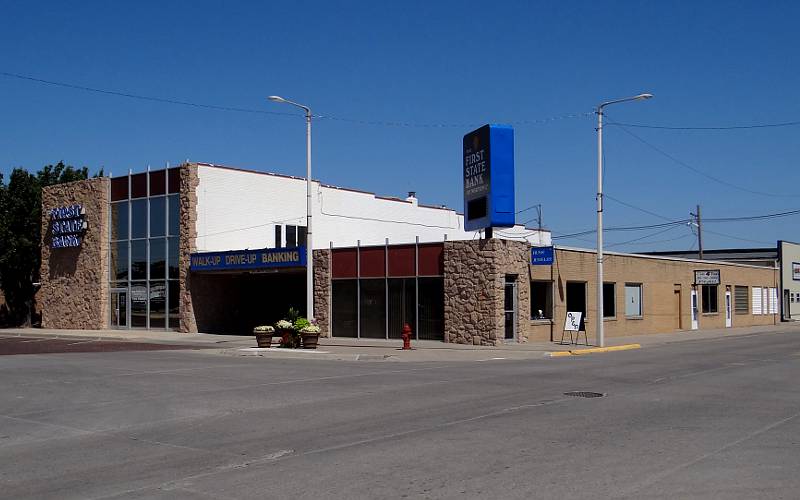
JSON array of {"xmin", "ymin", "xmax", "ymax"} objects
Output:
[{"xmin": 463, "ymin": 124, "xmax": 515, "ymax": 231}]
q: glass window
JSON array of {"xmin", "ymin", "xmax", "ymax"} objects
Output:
[
  {"xmin": 388, "ymin": 278, "xmax": 416, "ymax": 339},
  {"xmin": 168, "ymin": 195, "xmax": 179, "ymax": 236},
  {"xmin": 603, "ymin": 282, "xmax": 616, "ymax": 318},
  {"xmin": 149, "ymin": 281, "xmax": 166, "ymax": 329},
  {"xmin": 168, "ymin": 237, "xmax": 179, "ymax": 279},
  {"xmin": 150, "ymin": 238, "xmax": 166, "ymax": 280},
  {"xmin": 110, "ymin": 202, "xmax": 128, "ymax": 241},
  {"xmin": 131, "ymin": 199, "xmax": 147, "ymax": 239},
  {"xmin": 149, "ymin": 197, "xmax": 166, "ymax": 237},
  {"xmin": 625, "ymin": 284, "xmax": 643, "ymax": 317},
  {"xmin": 130, "ymin": 282, "xmax": 148, "ymax": 327},
  {"xmin": 286, "ymin": 225, "xmax": 297, "ymax": 247},
  {"xmin": 130, "ymin": 240, "xmax": 147, "ymax": 280},
  {"xmin": 332, "ymin": 280, "xmax": 358, "ymax": 337},
  {"xmin": 418, "ymin": 277, "xmax": 444, "ymax": 341},
  {"xmin": 274, "ymin": 225, "xmax": 282, "ymax": 248},
  {"xmin": 298, "ymin": 226, "xmax": 307, "ymax": 247},
  {"xmin": 168, "ymin": 280, "xmax": 180, "ymax": 330},
  {"xmin": 530, "ymin": 281, "xmax": 553, "ymax": 320},
  {"xmin": 359, "ymin": 279, "xmax": 386, "ymax": 338},
  {"xmin": 111, "ymin": 241, "xmax": 129, "ymax": 281},
  {"xmin": 702, "ymin": 285, "xmax": 718, "ymax": 313}
]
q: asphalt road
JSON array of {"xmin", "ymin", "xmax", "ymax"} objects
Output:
[
  {"xmin": 1, "ymin": 329, "xmax": 799, "ymax": 499},
  {"xmin": 0, "ymin": 335, "xmax": 208, "ymax": 355}
]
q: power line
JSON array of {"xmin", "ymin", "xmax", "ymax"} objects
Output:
[
  {"xmin": 604, "ymin": 194, "xmax": 677, "ymax": 222},
  {"xmin": 552, "ymin": 219, "xmax": 691, "ymax": 240},
  {"xmin": 0, "ymin": 71, "xmax": 299, "ymax": 118},
  {"xmin": 610, "ymin": 122, "xmax": 800, "ymax": 199},
  {"xmin": 605, "ymin": 225, "xmax": 688, "ymax": 248},
  {"xmin": 704, "ymin": 208, "xmax": 800, "ymax": 223},
  {"xmin": 606, "ymin": 119, "xmax": 800, "ymax": 131},
  {"xmin": 702, "ymin": 228, "xmax": 774, "ymax": 245},
  {"xmin": 0, "ymin": 70, "xmax": 593, "ymax": 128}
]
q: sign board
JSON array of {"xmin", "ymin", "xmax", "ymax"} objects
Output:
[
  {"xmin": 531, "ymin": 246, "xmax": 554, "ymax": 265},
  {"xmin": 694, "ymin": 269, "xmax": 721, "ymax": 285},
  {"xmin": 49, "ymin": 204, "xmax": 87, "ymax": 249},
  {"xmin": 190, "ymin": 247, "xmax": 307, "ymax": 271},
  {"xmin": 564, "ymin": 311, "xmax": 583, "ymax": 332},
  {"xmin": 793, "ymin": 262, "xmax": 800, "ymax": 281},
  {"xmin": 463, "ymin": 124, "xmax": 515, "ymax": 231}
]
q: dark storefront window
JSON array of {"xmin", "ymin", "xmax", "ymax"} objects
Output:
[
  {"xmin": 130, "ymin": 240, "xmax": 147, "ymax": 280},
  {"xmin": 130, "ymin": 282, "xmax": 147, "ymax": 327},
  {"xmin": 286, "ymin": 225, "xmax": 297, "ymax": 247},
  {"xmin": 110, "ymin": 202, "xmax": 128, "ymax": 241},
  {"xmin": 332, "ymin": 280, "xmax": 358, "ymax": 337},
  {"xmin": 131, "ymin": 199, "xmax": 147, "ymax": 239},
  {"xmin": 531, "ymin": 281, "xmax": 553, "ymax": 320},
  {"xmin": 274, "ymin": 225, "xmax": 282, "ymax": 248},
  {"xmin": 417, "ymin": 278, "xmax": 444, "ymax": 340},
  {"xmin": 359, "ymin": 279, "xmax": 386, "ymax": 338},
  {"xmin": 330, "ymin": 244, "xmax": 444, "ymax": 341},
  {"xmin": 168, "ymin": 281, "xmax": 180, "ymax": 327},
  {"xmin": 168, "ymin": 237, "xmax": 179, "ymax": 279},
  {"xmin": 702, "ymin": 285, "xmax": 718, "ymax": 313},
  {"xmin": 603, "ymin": 282, "xmax": 616, "ymax": 318},
  {"xmin": 149, "ymin": 197, "xmax": 166, "ymax": 237},
  {"xmin": 150, "ymin": 238, "xmax": 166, "ymax": 280},
  {"xmin": 298, "ymin": 226, "xmax": 307, "ymax": 247},
  {"xmin": 111, "ymin": 241, "xmax": 129, "ymax": 281},
  {"xmin": 168, "ymin": 195, "xmax": 180, "ymax": 236},
  {"xmin": 388, "ymin": 278, "xmax": 416, "ymax": 339},
  {"xmin": 149, "ymin": 281, "xmax": 166, "ymax": 328}
]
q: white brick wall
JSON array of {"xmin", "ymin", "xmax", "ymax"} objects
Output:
[{"xmin": 195, "ymin": 163, "xmax": 550, "ymax": 252}]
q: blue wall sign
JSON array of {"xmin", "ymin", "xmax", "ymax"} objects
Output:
[
  {"xmin": 463, "ymin": 124, "xmax": 515, "ymax": 231},
  {"xmin": 49, "ymin": 204, "xmax": 86, "ymax": 249},
  {"xmin": 190, "ymin": 246, "xmax": 308, "ymax": 271},
  {"xmin": 531, "ymin": 246, "xmax": 554, "ymax": 265}
]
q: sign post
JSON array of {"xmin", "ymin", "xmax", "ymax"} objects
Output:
[{"xmin": 561, "ymin": 311, "xmax": 587, "ymax": 345}]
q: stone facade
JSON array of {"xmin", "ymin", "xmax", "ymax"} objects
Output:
[
  {"xmin": 40, "ymin": 177, "xmax": 110, "ymax": 329},
  {"xmin": 443, "ymin": 239, "xmax": 530, "ymax": 346},
  {"xmin": 178, "ymin": 163, "xmax": 200, "ymax": 333},
  {"xmin": 313, "ymin": 249, "xmax": 331, "ymax": 337}
]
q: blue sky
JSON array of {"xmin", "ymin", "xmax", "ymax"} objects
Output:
[{"xmin": 1, "ymin": 0, "xmax": 799, "ymax": 251}]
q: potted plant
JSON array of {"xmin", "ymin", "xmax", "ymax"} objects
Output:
[
  {"xmin": 275, "ymin": 319, "xmax": 298, "ymax": 348},
  {"xmin": 253, "ymin": 325, "xmax": 275, "ymax": 348},
  {"xmin": 299, "ymin": 323, "xmax": 321, "ymax": 349}
]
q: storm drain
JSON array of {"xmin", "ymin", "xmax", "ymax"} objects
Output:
[{"xmin": 564, "ymin": 391, "xmax": 605, "ymax": 398}]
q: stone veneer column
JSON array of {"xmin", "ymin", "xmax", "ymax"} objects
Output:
[
  {"xmin": 40, "ymin": 177, "xmax": 110, "ymax": 329},
  {"xmin": 178, "ymin": 163, "xmax": 199, "ymax": 333},
  {"xmin": 443, "ymin": 239, "xmax": 530, "ymax": 345},
  {"xmin": 313, "ymin": 249, "xmax": 331, "ymax": 337}
]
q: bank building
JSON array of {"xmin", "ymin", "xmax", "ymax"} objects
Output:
[{"xmin": 39, "ymin": 162, "xmax": 791, "ymax": 345}]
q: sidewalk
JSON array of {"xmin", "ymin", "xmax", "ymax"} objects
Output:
[{"xmin": 2, "ymin": 322, "xmax": 798, "ymax": 362}]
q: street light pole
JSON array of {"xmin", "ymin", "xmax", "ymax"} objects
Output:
[
  {"xmin": 596, "ymin": 93, "xmax": 652, "ymax": 347},
  {"xmin": 268, "ymin": 96, "xmax": 314, "ymax": 321}
]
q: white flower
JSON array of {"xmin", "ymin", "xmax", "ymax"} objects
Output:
[
  {"xmin": 253, "ymin": 325, "xmax": 275, "ymax": 333},
  {"xmin": 275, "ymin": 320, "xmax": 293, "ymax": 329},
  {"xmin": 300, "ymin": 325, "xmax": 320, "ymax": 334}
]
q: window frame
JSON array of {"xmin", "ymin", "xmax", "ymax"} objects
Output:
[
  {"xmin": 701, "ymin": 284, "xmax": 719, "ymax": 314},
  {"xmin": 530, "ymin": 280, "xmax": 554, "ymax": 321},
  {"xmin": 603, "ymin": 282, "xmax": 616, "ymax": 319}
]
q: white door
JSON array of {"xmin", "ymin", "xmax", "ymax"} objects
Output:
[
  {"xmin": 725, "ymin": 290, "xmax": 732, "ymax": 328},
  {"xmin": 690, "ymin": 288, "xmax": 699, "ymax": 330}
]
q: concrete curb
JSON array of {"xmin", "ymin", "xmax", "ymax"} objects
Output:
[{"xmin": 546, "ymin": 344, "xmax": 642, "ymax": 357}]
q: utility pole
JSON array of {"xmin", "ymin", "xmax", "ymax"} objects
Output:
[
  {"xmin": 691, "ymin": 204, "xmax": 703, "ymax": 259},
  {"xmin": 536, "ymin": 204, "xmax": 543, "ymax": 231}
]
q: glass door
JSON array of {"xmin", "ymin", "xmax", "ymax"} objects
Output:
[
  {"xmin": 504, "ymin": 277, "xmax": 518, "ymax": 341},
  {"xmin": 110, "ymin": 289, "xmax": 128, "ymax": 328}
]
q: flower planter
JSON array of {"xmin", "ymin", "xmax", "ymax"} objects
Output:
[
  {"xmin": 254, "ymin": 331, "xmax": 273, "ymax": 348},
  {"xmin": 301, "ymin": 333, "xmax": 320, "ymax": 349}
]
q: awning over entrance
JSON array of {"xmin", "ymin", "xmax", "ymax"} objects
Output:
[{"xmin": 190, "ymin": 246, "xmax": 307, "ymax": 272}]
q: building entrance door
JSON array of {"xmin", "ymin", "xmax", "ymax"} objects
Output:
[
  {"xmin": 110, "ymin": 289, "xmax": 128, "ymax": 328},
  {"xmin": 690, "ymin": 287, "xmax": 699, "ymax": 330},
  {"xmin": 673, "ymin": 286, "xmax": 682, "ymax": 330},
  {"xmin": 504, "ymin": 276, "xmax": 518, "ymax": 341},
  {"xmin": 725, "ymin": 288, "xmax": 732, "ymax": 328}
]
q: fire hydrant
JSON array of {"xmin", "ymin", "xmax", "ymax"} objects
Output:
[{"xmin": 401, "ymin": 323, "xmax": 413, "ymax": 350}]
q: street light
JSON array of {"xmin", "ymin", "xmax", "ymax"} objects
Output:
[
  {"xmin": 596, "ymin": 93, "xmax": 652, "ymax": 347},
  {"xmin": 268, "ymin": 95, "xmax": 314, "ymax": 321}
]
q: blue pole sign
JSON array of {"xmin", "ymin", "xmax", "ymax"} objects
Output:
[
  {"xmin": 190, "ymin": 246, "xmax": 307, "ymax": 271},
  {"xmin": 463, "ymin": 124, "xmax": 515, "ymax": 231},
  {"xmin": 531, "ymin": 246, "xmax": 554, "ymax": 265}
]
